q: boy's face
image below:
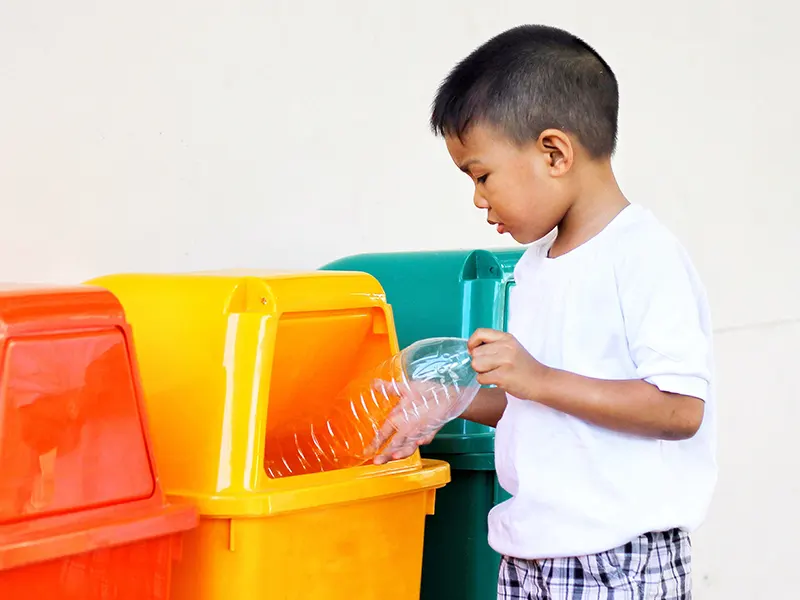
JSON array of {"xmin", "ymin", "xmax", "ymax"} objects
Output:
[{"xmin": 445, "ymin": 123, "xmax": 572, "ymax": 244}]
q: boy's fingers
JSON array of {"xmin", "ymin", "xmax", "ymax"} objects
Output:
[
  {"xmin": 372, "ymin": 438, "xmax": 399, "ymax": 464},
  {"xmin": 367, "ymin": 378, "xmax": 420, "ymax": 449},
  {"xmin": 418, "ymin": 431, "xmax": 437, "ymax": 446},
  {"xmin": 373, "ymin": 432, "xmax": 415, "ymax": 464},
  {"xmin": 471, "ymin": 354, "xmax": 502, "ymax": 373},
  {"xmin": 468, "ymin": 328, "xmax": 507, "ymax": 351},
  {"xmin": 476, "ymin": 370, "xmax": 500, "ymax": 387},
  {"xmin": 368, "ymin": 377, "xmax": 445, "ymax": 464},
  {"xmin": 391, "ymin": 441, "xmax": 417, "ymax": 460},
  {"xmin": 368, "ymin": 418, "xmax": 396, "ymax": 454}
]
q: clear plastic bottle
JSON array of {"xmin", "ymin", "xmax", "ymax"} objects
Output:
[{"xmin": 265, "ymin": 337, "xmax": 479, "ymax": 478}]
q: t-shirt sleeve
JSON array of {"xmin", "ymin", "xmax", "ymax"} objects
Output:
[{"xmin": 615, "ymin": 229, "xmax": 713, "ymax": 402}]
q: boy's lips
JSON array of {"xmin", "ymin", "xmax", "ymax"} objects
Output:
[{"xmin": 488, "ymin": 218, "xmax": 507, "ymax": 234}]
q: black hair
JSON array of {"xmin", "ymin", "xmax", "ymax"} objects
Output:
[{"xmin": 430, "ymin": 25, "xmax": 619, "ymax": 158}]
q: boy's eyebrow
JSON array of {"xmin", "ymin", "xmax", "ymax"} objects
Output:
[{"xmin": 458, "ymin": 159, "xmax": 482, "ymax": 173}]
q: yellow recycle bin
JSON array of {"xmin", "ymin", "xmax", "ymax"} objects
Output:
[{"xmin": 87, "ymin": 270, "xmax": 450, "ymax": 600}]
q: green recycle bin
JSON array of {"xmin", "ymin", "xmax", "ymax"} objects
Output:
[{"xmin": 322, "ymin": 248, "xmax": 524, "ymax": 600}]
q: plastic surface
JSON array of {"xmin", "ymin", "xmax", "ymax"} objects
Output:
[
  {"xmin": 322, "ymin": 248, "xmax": 524, "ymax": 452},
  {"xmin": 170, "ymin": 463, "xmax": 445, "ymax": 600},
  {"xmin": 85, "ymin": 270, "xmax": 407, "ymax": 509},
  {"xmin": 1, "ymin": 330, "xmax": 154, "ymax": 523},
  {"xmin": 87, "ymin": 270, "xmax": 451, "ymax": 600},
  {"xmin": 265, "ymin": 337, "xmax": 480, "ymax": 478},
  {"xmin": 420, "ymin": 453, "xmax": 511, "ymax": 600},
  {"xmin": 322, "ymin": 249, "xmax": 524, "ymax": 600},
  {"xmin": 1, "ymin": 534, "xmax": 184, "ymax": 600},
  {"xmin": 0, "ymin": 285, "xmax": 197, "ymax": 599}
]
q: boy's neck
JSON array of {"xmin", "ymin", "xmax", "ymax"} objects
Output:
[{"xmin": 549, "ymin": 161, "xmax": 629, "ymax": 258}]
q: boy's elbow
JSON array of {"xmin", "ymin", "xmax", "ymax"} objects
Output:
[{"xmin": 660, "ymin": 395, "xmax": 705, "ymax": 441}]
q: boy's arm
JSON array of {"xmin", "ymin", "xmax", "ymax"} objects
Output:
[
  {"xmin": 469, "ymin": 330, "xmax": 705, "ymax": 440},
  {"xmin": 459, "ymin": 386, "xmax": 507, "ymax": 428},
  {"xmin": 529, "ymin": 366, "xmax": 702, "ymax": 440}
]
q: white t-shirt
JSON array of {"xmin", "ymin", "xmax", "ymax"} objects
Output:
[{"xmin": 488, "ymin": 203, "xmax": 716, "ymax": 560}]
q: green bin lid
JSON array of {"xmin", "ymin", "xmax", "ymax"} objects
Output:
[
  {"xmin": 421, "ymin": 431, "xmax": 495, "ymax": 455},
  {"xmin": 420, "ymin": 451, "xmax": 496, "ymax": 470},
  {"xmin": 323, "ymin": 248, "xmax": 522, "ymax": 457},
  {"xmin": 321, "ymin": 248, "xmax": 524, "ymax": 349}
]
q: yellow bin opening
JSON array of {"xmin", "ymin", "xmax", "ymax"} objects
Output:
[{"xmin": 86, "ymin": 270, "xmax": 450, "ymax": 600}]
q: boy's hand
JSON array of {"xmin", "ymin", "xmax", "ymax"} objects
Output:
[
  {"xmin": 468, "ymin": 329, "xmax": 550, "ymax": 401},
  {"xmin": 369, "ymin": 379, "xmax": 456, "ymax": 465}
]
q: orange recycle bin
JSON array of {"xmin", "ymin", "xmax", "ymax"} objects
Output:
[{"xmin": 0, "ymin": 285, "xmax": 197, "ymax": 600}]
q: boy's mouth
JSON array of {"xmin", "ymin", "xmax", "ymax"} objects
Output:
[
  {"xmin": 489, "ymin": 220, "xmax": 507, "ymax": 234},
  {"xmin": 486, "ymin": 215, "xmax": 508, "ymax": 235}
]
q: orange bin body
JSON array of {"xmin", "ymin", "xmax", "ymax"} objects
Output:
[{"xmin": 0, "ymin": 285, "xmax": 197, "ymax": 600}]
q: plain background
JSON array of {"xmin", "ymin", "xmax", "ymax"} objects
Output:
[{"xmin": 1, "ymin": 1, "xmax": 797, "ymax": 597}]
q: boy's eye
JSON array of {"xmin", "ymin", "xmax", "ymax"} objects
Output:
[{"xmin": 477, "ymin": 174, "xmax": 489, "ymax": 184}]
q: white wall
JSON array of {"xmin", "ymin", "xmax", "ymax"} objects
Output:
[
  {"xmin": 1, "ymin": 1, "xmax": 797, "ymax": 596},
  {"xmin": 693, "ymin": 320, "xmax": 798, "ymax": 597}
]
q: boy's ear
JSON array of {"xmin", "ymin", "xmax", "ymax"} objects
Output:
[{"xmin": 536, "ymin": 129, "xmax": 574, "ymax": 176}]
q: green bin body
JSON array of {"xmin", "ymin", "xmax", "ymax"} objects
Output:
[{"xmin": 322, "ymin": 248, "xmax": 524, "ymax": 600}]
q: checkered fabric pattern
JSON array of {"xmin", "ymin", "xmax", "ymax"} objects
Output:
[{"xmin": 498, "ymin": 529, "xmax": 692, "ymax": 599}]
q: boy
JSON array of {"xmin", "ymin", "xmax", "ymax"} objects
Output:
[{"xmin": 375, "ymin": 24, "xmax": 715, "ymax": 599}]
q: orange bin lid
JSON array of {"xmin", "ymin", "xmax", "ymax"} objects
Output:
[{"xmin": 0, "ymin": 285, "xmax": 196, "ymax": 571}]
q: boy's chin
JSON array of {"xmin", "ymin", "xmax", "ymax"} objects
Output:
[
  {"xmin": 509, "ymin": 226, "xmax": 557, "ymax": 245},
  {"xmin": 507, "ymin": 230, "xmax": 535, "ymax": 244},
  {"xmin": 493, "ymin": 223, "xmax": 542, "ymax": 244}
]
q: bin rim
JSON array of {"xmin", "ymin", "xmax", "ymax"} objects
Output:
[
  {"xmin": 0, "ymin": 502, "xmax": 197, "ymax": 572},
  {"xmin": 166, "ymin": 458, "xmax": 450, "ymax": 518},
  {"xmin": 419, "ymin": 452, "xmax": 496, "ymax": 471},
  {"xmin": 421, "ymin": 432, "xmax": 495, "ymax": 455},
  {"xmin": 321, "ymin": 247, "xmax": 525, "ymax": 265}
]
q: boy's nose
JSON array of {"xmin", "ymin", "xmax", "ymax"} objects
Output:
[{"xmin": 473, "ymin": 187, "xmax": 490, "ymax": 209}]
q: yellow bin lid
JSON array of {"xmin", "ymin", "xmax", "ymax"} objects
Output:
[{"xmin": 86, "ymin": 271, "xmax": 449, "ymax": 517}]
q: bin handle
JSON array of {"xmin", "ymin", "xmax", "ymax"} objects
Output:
[{"xmin": 425, "ymin": 489, "xmax": 437, "ymax": 515}]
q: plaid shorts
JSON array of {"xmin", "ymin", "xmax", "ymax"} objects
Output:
[{"xmin": 498, "ymin": 529, "xmax": 692, "ymax": 599}]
